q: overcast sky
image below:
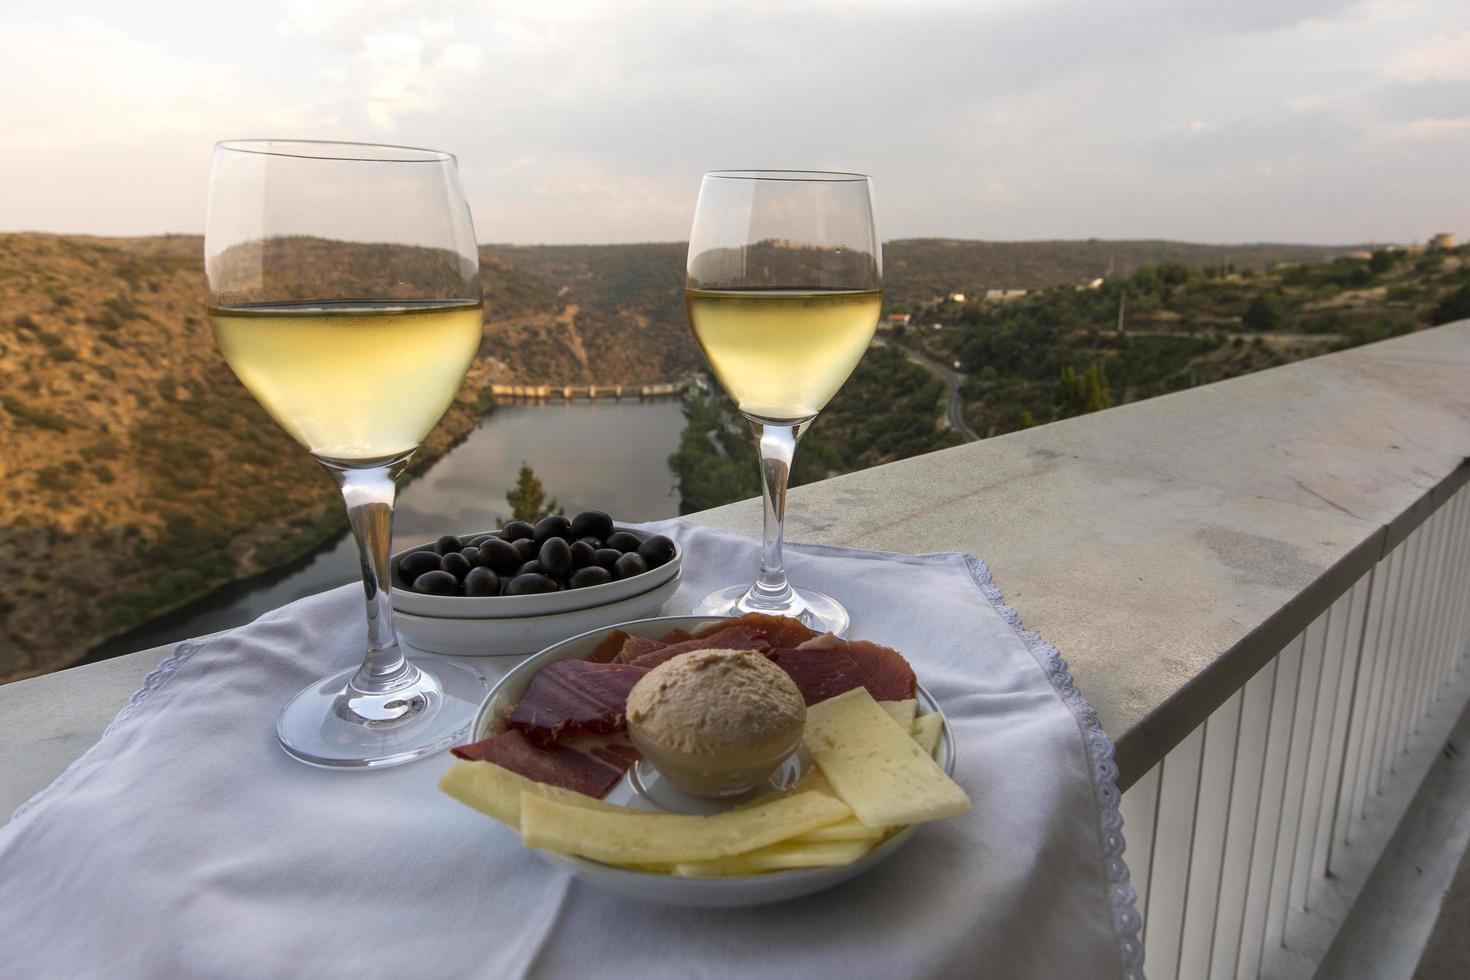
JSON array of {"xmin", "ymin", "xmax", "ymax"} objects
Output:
[{"xmin": 2, "ymin": 0, "xmax": 1467, "ymax": 244}]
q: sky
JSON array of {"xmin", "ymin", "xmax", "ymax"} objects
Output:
[{"xmin": 1, "ymin": 0, "xmax": 1467, "ymax": 245}]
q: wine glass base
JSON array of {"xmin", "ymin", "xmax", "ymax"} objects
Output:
[
  {"xmin": 691, "ymin": 584, "xmax": 850, "ymax": 637},
  {"xmin": 276, "ymin": 657, "xmax": 489, "ymax": 770}
]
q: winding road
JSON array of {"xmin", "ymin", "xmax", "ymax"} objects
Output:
[{"xmin": 875, "ymin": 337, "xmax": 981, "ymax": 442}]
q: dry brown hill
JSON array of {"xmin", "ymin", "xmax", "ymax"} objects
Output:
[{"xmin": 0, "ymin": 232, "xmax": 1371, "ymax": 680}]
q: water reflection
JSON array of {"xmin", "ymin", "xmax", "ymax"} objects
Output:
[{"xmin": 84, "ymin": 400, "xmax": 687, "ymax": 661}]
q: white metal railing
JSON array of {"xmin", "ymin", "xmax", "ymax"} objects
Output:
[{"xmin": 1120, "ymin": 482, "xmax": 1470, "ymax": 979}]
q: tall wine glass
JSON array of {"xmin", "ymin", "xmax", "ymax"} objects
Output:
[
  {"xmin": 684, "ymin": 170, "xmax": 882, "ymax": 635},
  {"xmin": 205, "ymin": 140, "xmax": 488, "ymax": 768}
]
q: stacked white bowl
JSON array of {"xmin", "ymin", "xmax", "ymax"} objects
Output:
[{"xmin": 390, "ymin": 527, "xmax": 682, "ymax": 657}]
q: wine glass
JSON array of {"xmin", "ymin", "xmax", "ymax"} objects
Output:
[
  {"xmin": 684, "ymin": 170, "xmax": 882, "ymax": 635},
  {"xmin": 205, "ymin": 140, "xmax": 488, "ymax": 768}
]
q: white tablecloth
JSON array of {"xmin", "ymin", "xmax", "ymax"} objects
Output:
[{"xmin": 0, "ymin": 522, "xmax": 1142, "ymax": 978}]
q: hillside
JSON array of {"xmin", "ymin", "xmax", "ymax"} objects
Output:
[
  {"xmin": 665, "ymin": 244, "xmax": 1468, "ymax": 513},
  {"xmin": 480, "ymin": 242, "xmax": 698, "ymax": 383},
  {"xmin": 897, "ymin": 245, "xmax": 1470, "ymax": 437},
  {"xmin": 879, "ymin": 239, "xmax": 1363, "ymax": 309},
  {"xmin": 0, "ymin": 232, "xmax": 1407, "ymax": 681},
  {"xmin": 0, "ymin": 234, "xmax": 515, "ymax": 680}
]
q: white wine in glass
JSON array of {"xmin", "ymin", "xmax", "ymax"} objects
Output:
[
  {"xmin": 685, "ymin": 171, "xmax": 882, "ymax": 635},
  {"xmin": 685, "ymin": 288, "xmax": 882, "ymax": 421},
  {"xmin": 209, "ymin": 302, "xmax": 484, "ymax": 462},
  {"xmin": 205, "ymin": 140, "xmax": 489, "ymax": 769}
]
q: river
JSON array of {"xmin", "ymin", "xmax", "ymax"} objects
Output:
[{"xmin": 84, "ymin": 399, "xmax": 689, "ymax": 661}]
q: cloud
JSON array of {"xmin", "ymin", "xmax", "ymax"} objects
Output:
[
  {"xmin": 1389, "ymin": 30, "xmax": 1470, "ymax": 83},
  {"xmin": 278, "ymin": 0, "xmax": 483, "ymax": 133},
  {"xmin": 0, "ymin": 15, "xmax": 335, "ymax": 233},
  {"xmin": 2, "ymin": 0, "xmax": 1468, "ymax": 243}
]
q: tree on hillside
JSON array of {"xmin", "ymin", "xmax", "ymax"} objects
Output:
[
  {"xmin": 1053, "ymin": 364, "xmax": 1111, "ymax": 421},
  {"xmin": 1431, "ymin": 285, "xmax": 1470, "ymax": 326},
  {"xmin": 505, "ymin": 462, "xmax": 561, "ymax": 523},
  {"xmin": 1368, "ymin": 249, "xmax": 1399, "ymax": 275},
  {"xmin": 1242, "ymin": 293, "xmax": 1282, "ymax": 331}
]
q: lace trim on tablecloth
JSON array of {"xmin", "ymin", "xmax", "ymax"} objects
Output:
[
  {"xmin": 7, "ymin": 639, "xmax": 206, "ymax": 826},
  {"xmin": 962, "ymin": 555, "xmax": 1146, "ymax": 980}
]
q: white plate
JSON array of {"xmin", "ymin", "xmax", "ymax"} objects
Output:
[
  {"xmin": 392, "ymin": 526, "xmax": 681, "ymax": 619},
  {"xmin": 467, "ymin": 615, "xmax": 957, "ymax": 907},
  {"xmin": 396, "ymin": 571, "xmax": 680, "ymax": 658}
]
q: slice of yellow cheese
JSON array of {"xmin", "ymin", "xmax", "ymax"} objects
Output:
[
  {"xmin": 670, "ymin": 839, "xmax": 875, "ymax": 877},
  {"xmin": 791, "ymin": 816, "xmax": 887, "ymax": 843},
  {"xmin": 911, "ymin": 712, "xmax": 943, "ymax": 758},
  {"xmin": 438, "ymin": 760, "xmax": 622, "ymax": 831},
  {"xmin": 805, "ymin": 688, "xmax": 970, "ymax": 828},
  {"xmin": 519, "ymin": 786, "xmax": 851, "ymax": 865},
  {"xmin": 879, "ymin": 699, "xmax": 918, "ymax": 729}
]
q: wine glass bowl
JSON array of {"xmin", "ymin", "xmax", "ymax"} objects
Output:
[
  {"xmin": 684, "ymin": 170, "xmax": 882, "ymax": 635},
  {"xmin": 205, "ymin": 139, "xmax": 490, "ymax": 768}
]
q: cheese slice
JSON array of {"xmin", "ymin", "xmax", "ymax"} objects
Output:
[
  {"xmin": 804, "ymin": 688, "xmax": 970, "ymax": 828},
  {"xmin": 671, "ymin": 839, "xmax": 875, "ymax": 877},
  {"xmin": 879, "ymin": 699, "xmax": 918, "ymax": 729},
  {"xmin": 519, "ymin": 787, "xmax": 850, "ymax": 865},
  {"xmin": 911, "ymin": 713, "xmax": 944, "ymax": 758},
  {"xmin": 438, "ymin": 760, "xmax": 622, "ymax": 831},
  {"xmin": 791, "ymin": 816, "xmax": 886, "ymax": 843}
]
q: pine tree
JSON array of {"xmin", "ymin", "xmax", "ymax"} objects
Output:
[
  {"xmin": 1052, "ymin": 364, "xmax": 1111, "ymax": 421},
  {"xmin": 505, "ymin": 462, "xmax": 561, "ymax": 523}
]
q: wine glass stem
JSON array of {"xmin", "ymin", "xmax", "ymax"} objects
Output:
[
  {"xmin": 323, "ymin": 457, "xmax": 418, "ymax": 696},
  {"xmin": 749, "ymin": 421, "xmax": 804, "ymax": 607}
]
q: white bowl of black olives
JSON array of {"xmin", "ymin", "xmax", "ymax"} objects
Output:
[{"xmin": 388, "ymin": 513, "xmax": 683, "ymax": 656}]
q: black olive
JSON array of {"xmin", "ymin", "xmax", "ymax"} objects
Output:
[
  {"xmin": 513, "ymin": 538, "xmax": 539, "ymax": 562},
  {"xmin": 477, "ymin": 538, "xmax": 522, "ymax": 575},
  {"xmin": 594, "ymin": 548, "xmax": 622, "ymax": 570},
  {"xmin": 570, "ymin": 540, "xmax": 597, "ymax": 569},
  {"xmin": 613, "ymin": 552, "xmax": 648, "ymax": 580},
  {"xmin": 463, "ymin": 533, "xmax": 492, "ymax": 548},
  {"xmin": 539, "ymin": 537, "xmax": 573, "ymax": 576},
  {"xmin": 434, "ymin": 534, "xmax": 463, "ymax": 556},
  {"xmin": 413, "ymin": 570, "xmax": 460, "ymax": 595},
  {"xmin": 500, "ymin": 521, "xmax": 535, "ymax": 542},
  {"xmin": 533, "ymin": 515, "xmax": 573, "ymax": 545},
  {"xmin": 637, "ymin": 534, "xmax": 676, "ymax": 569},
  {"xmin": 517, "ymin": 560, "xmax": 543, "ymax": 577},
  {"xmin": 606, "ymin": 531, "xmax": 642, "ymax": 553},
  {"xmin": 440, "ymin": 552, "xmax": 472, "ymax": 581},
  {"xmin": 571, "ymin": 510, "xmax": 614, "ymax": 542},
  {"xmin": 576, "ymin": 536, "xmax": 603, "ymax": 551},
  {"xmin": 569, "ymin": 565, "xmax": 613, "ymax": 589},
  {"xmin": 460, "ymin": 546, "xmax": 479, "ymax": 566},
  {"xmin": 463, "ymin": 566, "xmax": 500, "ymax": 597},
  {"xmin": 397, "ymin": 550, "xmax": 441, "ymax": 587},
  {"xmin": 505, "ymin": 573, "xmax": 559, "ymax": 595}
]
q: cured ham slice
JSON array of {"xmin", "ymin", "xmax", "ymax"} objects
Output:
[
  {"xmin": 627, "ymin": 627, "xmax": 771, "ymax": 670},
  {"xmin": 698, "ymin": 612, "xmax": 818, "ymax": 649},
  {"xmin": 507, "ymin": 659, "xmax": 648, "ymax": 743},
  {"xmin": 450, "ymin": 729, "xmax": 624, "ymax": 798},
  {"xmin": 614, "ymin": 635, "xmax": 666, "ymax": 664},
  {"xmin": 584, "ymin": 629, "xmax": 632, "ymax": 664},
  {"xmin": 767, "ymin": 637, "xmax": 916, "ymax": 705},
  {"xmin": 657, "ymin": 628, "xmax": 694, "ymax": 644},
  {"xmin": 843, "ymin": 640, "xmax": 918, "ymax": 701},
  {"xmin": 586, "ymin": 736, "xmax": 640, "ymax": 771}
]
